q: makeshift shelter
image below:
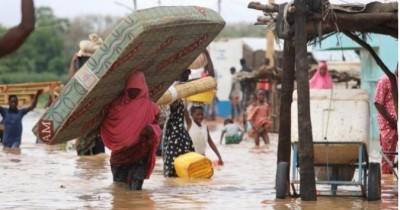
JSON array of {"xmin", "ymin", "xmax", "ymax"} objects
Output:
[{"xmin": 248, "ymin": 0, "xmax": 398, "ymax": 201}]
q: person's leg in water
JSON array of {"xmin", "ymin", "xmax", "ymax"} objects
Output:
[
  {"xmin": 235, "ymin": 100, "xmax": 241, "ymax": 122},
  {"xmin": 11, "ymin": 140, "xmax": 21, "ymax": 148},
  {"xmin": 253, "ymin": 131, "xmax": 261, "ymax": 147},
  {"xmin": 130, "ymin": 157, "xmax": 148, "ymax": 190},
  {"xmin": 230, "ymin": 99, "xmax": 236, "ymax": 120},
  {"xmin": 110, "ymin": 125, "xmax": 155, "ymax": 188},
  {"xmin": 261, "ymin": 128, "xmax": 270, "ymax": 145},
  {"xmin": 112, "ymin": 165, "xmax": 129, "ymax": 183},
  {"xmin": 130, "ymin": 125, "xmax": 155, "ymax": 190}
]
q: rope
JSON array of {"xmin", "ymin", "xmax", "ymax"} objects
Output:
[
  {"xmin": 324, "ymin": 88, "xmax": 334, "ymax": 140},
  {"xmin": 323, "ymin": 88, "xmax": 334, "ymax": 181}
]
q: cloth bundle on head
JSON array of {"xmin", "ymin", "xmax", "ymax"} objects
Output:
[
  {"xmin": 309, "ymin": 61, "xmax": 333, "ymax": 89},
  {"xmin": 77, "ymin": 33, "xmax": 104, "ymax": 57}
]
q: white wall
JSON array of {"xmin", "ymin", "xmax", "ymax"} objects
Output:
[{"xmin": 209, "ymin": 39, "xmax": 243, "ymax": 101}]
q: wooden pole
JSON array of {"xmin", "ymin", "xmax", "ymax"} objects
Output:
[
  {"xmin": 276, "ymin": 40, "xmax": 296, "ymax": 198},
  {"xmin": 294, "ymin": 0, "xmax": 316, "ymax": 200},
  {"xmin": 277, "ymin": 41, "xmax": 295, "ymax": 164},
  {"xmin": 266, "ymin": 0, "xmax": 275, "ymax": 68},
  {"xmin": 266, "ymin": 0, "xmax": 279, "ymax": 132}
]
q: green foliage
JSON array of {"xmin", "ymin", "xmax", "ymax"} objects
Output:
[
  {"xmin": 0, "ymin": 6, "xmax": 69, "ymax": 82},
  {"xmin": 0, "ymin": 72, "xmax": 68, "ymax": 84}
]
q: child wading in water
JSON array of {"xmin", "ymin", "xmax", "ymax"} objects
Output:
[
  {"xmin": 248, "ymin": 89, "xmax": 272, "ymax": 147},
  {"xmin": 185, "ymin": 105, "xmax": 224, "ymax": 165},
  {"xmin": 220, "ymin": 118, "xmax": 244, "ymax": 144}
]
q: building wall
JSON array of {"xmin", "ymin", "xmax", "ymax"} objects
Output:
[
  {"xmin": 209, "ymin": 38, "xmax": 267, "ymax": 117},
  {"xmin": 314, "ymin": 34, "xmax": 398, "ymax": 141},
  {"xmin": 360, "ymin": 36, "xmax": 398, "ymax": 141}
]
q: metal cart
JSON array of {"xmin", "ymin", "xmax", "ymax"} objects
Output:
[{"xmin": 276, "ymin": 141, "xmax": 381, "ymax": 200}]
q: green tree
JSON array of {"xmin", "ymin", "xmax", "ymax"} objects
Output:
[
  {"xmin": 30, "ymin": 7, "xmax": 69, "ymax": 74},
  {"xmin": 0, "ymin": 7, "xmax": 69, "ymax": 83}
]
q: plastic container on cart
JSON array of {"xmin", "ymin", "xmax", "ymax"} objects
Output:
[{"xmin": 291, "ymin": 89, "xmax": 370, "ymax": 181}]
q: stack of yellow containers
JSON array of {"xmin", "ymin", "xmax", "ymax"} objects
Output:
[{"xmin": 174, "ymin": 152, "xmax": 214, "ymax": 179}]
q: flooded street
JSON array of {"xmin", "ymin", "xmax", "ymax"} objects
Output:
[{"xmin": 0, "ymin": 109, "xmax": 397, "ymax": 209}]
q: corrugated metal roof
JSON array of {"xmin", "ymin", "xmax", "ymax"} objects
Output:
[{"xmin": 311, "ymin": 50, "xmax": 360, "ymax": 62}]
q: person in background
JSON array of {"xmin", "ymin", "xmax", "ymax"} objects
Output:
[
  {"xmin": 185, "ymin": 105, "xmax": 223, "ymax": 165},
  {"xmin": 374, "ymin": 68, "xmax": 398, "ymax": 175},
  {"xmin": 309, "ymin": 61, "xmax": 333, "ymax": 89},
  {"xmin": 243, "ymin": 93, "xmax": 257, "ymax": 140},
  {"xmin": 1, "ymin": 90, "xmax": 42, "ymax": 148},
  {"xmin": 220, "ymin": 118, "xmax": 244, "ymax": 144},
  {"xmin": 163, "ymin": 69, "xmax": 195, "ymax": 177},
  {"xmin": 200, "ymin": 51, "xmax": 218, "ymax": 120},
  {"xmin": 239, "ymin": 58, "xmax": 254, "ymax": 109},
  {"xmin": 0, "ymin": 0, "xmax": 35, "ymax": 143},
  {"xmin": 229, "ymin": 67, "xmax": 242, "ymax": 122},
  {"xmin": 184, "ymin": 49, "xmax": 223, "ymax": 164},
  {"xmin": 101, "ymin": 71, "xmax": 161, "ymax": 190},
  {"xmin": 0, "ymin": 0, "xmax": 35, "ymax": 58},
  {"xmin": 257, "ymin": 58, "xmax": 272, "ymax": 100},
  {"xmin": 69, "ymin": 34, "xmax": 106, "ymax": 156},
  {"xmin": 69, "ymin": 33, "xmax": 103, "ymax": 79},
  {"xmin": 248, "ymin": 89, "xmax": 272, "ymax": 147},
  {"xmin": 156, "ymin": 106, "xmax": 168, "ymax": 157}
]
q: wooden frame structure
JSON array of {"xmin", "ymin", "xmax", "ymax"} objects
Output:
[{"xmin": 0, "ymin": 81, "xmax": 62, "ymax": 107}]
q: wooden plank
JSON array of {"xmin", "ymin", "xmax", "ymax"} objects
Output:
[
  {"xmin": 314, "ymin": 144, "xmax": 359, "ymax": 164},
  {"xmin": 0, "ymin": 81, "xmax": 62, "ymax": 106},
  {"xmin": 311, "ymin": 142, "xmax": 368, "ymax": 165}
]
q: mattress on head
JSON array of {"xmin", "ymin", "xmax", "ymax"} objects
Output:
[{"xmin": 32, "ymin": 6, "xmax": 225, "ymax": 145}]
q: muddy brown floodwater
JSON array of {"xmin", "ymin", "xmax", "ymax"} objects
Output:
[{"xmin": 0, "ymin": 109, "xmax": 397, "ymax": 209}]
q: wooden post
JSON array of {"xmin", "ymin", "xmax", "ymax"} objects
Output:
[
  {"xmin": 276, "ymin": 40, "xmax": 296, "ymax": 198},
  {"xmin": 277, "ymin": 40, "xmax": 295, "ymax": 164},
  {"xmin": 294, "ymin": 0, "xmax": 316, "ymax": 200},
  {"xmin": 266, "ymin": 0, "xmax": 275, "ymax": 68},
  {"xmin": 266, "ymin": 0, "xmax": 279, "ymax": 132}
]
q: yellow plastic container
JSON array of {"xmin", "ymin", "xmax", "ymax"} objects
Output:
[
  {"xmin": 187, "ymin": 90, "xmax": 215, "ymax": 104},
  {"xmin": 174, "ymin": 152, "xmax": 214, "ymax": 179}
]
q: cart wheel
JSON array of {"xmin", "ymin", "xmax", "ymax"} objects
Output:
[
  {"xmin": 276, "ymin": 161, "xmax": 289, "ymax": 199},
  {"xmin": 367, "ymin": 162, "xmax": 381, "ymax": 201}
]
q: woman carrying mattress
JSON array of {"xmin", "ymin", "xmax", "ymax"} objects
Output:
[{"xmin": 101, "ymin": 71, "xmax": 161, "ymax": 190}]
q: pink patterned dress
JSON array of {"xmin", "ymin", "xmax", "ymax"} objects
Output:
[{"xmin": 374, "ymin": 75, "xmax": 398, "ymax": 174}]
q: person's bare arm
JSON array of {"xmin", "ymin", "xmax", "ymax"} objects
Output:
[
  {"xmin": 207, "ymin": 127, "xmax": 223, "ymax": 164},
  {"xmin": 184, "ymin": 101, "xmax": 192, "ymax": 131},
  {"xmin": 203, "ymin": 49, "xmax": 215, "ymax": 77},
  {"xmin": 220, "ymin": 130, "xmax": 226, "ymax": 144},
  {"xmin": 374, "ymin": 102, "xmax": 397, "ymax": 129},
  {"xmin": 0, "ymin": 0, "xmax": 35, "ymax": 58},
  {"xmin": 26, "ymin": 89, "xmax": 42, "ymax": 112},
  {"xmin": 68, "ymin": 54, "xmax": 78, "ymax": 79}
]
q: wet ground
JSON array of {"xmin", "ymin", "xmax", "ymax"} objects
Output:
[{"xmin": 0, "ymin": 109, "xmax": 397, "ymax": 209}]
